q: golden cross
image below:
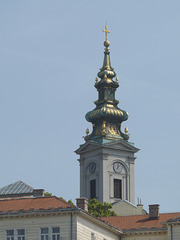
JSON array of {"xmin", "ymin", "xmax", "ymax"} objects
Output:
[{"xmin": 102, "ymin": 25, "xmax": 110, "ymax": 41}]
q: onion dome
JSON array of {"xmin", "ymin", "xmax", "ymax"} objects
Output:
[{"xmin": 85, "ymin": 25, "xmax": 129, "ymax": 143}]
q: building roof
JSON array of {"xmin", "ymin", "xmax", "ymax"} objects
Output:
[
  {"xmin": 0, "ymin": 181, "xmax": 33, "ymax": 195},
  {"xmin": 166, "ymin": 216, "xmax": 180, "ymax": 224},
  {"xmin": 0, "ymin": 196, "xmax": 122, "ymax": 235},
  {"xmin": 101, "ymin": 213, "xmax": 180, "ymax": 231},
  {"xmin": 112, "ymin": 199, "xmax": 137, "ymax": 208},
  {"xmin": 0, "ymin": 196, "xmax": 75, "ymax": 213},
  {"xmin": 0, "ymin": 181, "xmax": 44, "ymax": 198}
]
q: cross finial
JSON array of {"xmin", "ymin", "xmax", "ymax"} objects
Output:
[{"xmin": 102, "ymin": 25, "xmax": 110, "ymax": 41}]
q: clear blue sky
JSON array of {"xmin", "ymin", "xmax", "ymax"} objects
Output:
[{"xmin": 0, "ymin": 0, "xmax": 180, "ymax": 213}]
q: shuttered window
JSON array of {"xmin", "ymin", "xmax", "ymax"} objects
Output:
[
  {"xmin": 90, "ymin": 179, "xmax": 96, "ymax": 199},
  {"xmin": 114, "ymin": 179, "xmax": 122, "ymax": 199}
]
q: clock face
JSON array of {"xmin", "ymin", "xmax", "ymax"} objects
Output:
[
  {"xmin": 113, "ymin": 162, "xmax": 123, "ymax": 173},
  {"xmin": 89, "ymin": 162, "xmax": 96, "ymax": 174}
]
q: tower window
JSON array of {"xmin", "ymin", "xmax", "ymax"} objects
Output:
[
  {"xmin": 91, "ymin": 233, "xmax": 95, "ymax": 240},
  {"xmin": 90, "ymin": 179, "xmax": 96, "ymax": 199},
  {"xmin": 114, "ymin": 179, "xmax": 122, "ymax": 199}
]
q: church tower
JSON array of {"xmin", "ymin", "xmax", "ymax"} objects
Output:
[{"xmin": 75, "ymin": 26, "xmax": 139, "ymax": 204}]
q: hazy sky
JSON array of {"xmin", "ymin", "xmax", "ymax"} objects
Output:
[{"xmin": 0, "ymin": 0, "xmax": 180, "ymax": 213}]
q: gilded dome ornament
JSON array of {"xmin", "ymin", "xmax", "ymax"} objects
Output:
[
  {"xmin": 104, "ymin": 74, "xmax": 107, "ymax": 82},
  {"xmin": 125, "ymin": 127, "xmax": 128, "ymax": 134},
  {"xmin": 102, "ymin": 121, "xmax": 106, "ymax": 136},
  {"xmin": 124, "ymin": 127, "xmax": 130, "ymax": 141},
  {"xmin": 86, "ymin": 128, "xmax": 89, "ymax": 135}
]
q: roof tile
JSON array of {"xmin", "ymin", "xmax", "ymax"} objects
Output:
[
  {"xmin": 0, "ymin": 196, "xmax": 75, "ymax": 213},
  {"xmin": 101, "ymin": 213, "xmax": 180, "ymax": 230}
]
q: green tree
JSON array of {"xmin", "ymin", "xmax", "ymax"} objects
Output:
[
  {"xmin": 88, "ymin": 198, "xmax": 117, "ymax": 217},
  {"xmin": 68, "ymin": 199, "xmax": 75, "ymax": 206},
  {"xmin": 44, "ymin": 193, "xmax": 75, "ymax": 206},
  {"xmin": 59, "ymin": 197, "xmax": 75, "ymax": 206},
  {"xmin": 59, "ymin": 196, "xmax": 66, "ymax": 201},
  {"xmin": 44, "ymin": 192, "xmax": 52, "ymax": 196}
]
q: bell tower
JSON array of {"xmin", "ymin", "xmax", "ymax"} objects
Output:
[{"xmin": 75, "ymin": 26, "xmax": 139, "ymax": 204}]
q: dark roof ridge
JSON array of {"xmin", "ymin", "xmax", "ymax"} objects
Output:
[
  {"xmin": 159, "ymin": 212, "xmax": 180, "ymax": 215},
  {"xmin": 0, "ymin": 195, "xmax": 50, "ymax": 202}
]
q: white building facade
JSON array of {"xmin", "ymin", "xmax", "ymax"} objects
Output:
[{"xmin": 0, "ymin": 196, "xmax": 121, "ymax": 240}]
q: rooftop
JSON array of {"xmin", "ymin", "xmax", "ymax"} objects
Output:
[
  {"xmin": 0, "ymin": 181, "xmax": 33, "ymax": 195},
  {"xmin": 0, "ymin": 181, "xmax": 44, "ymax": 198},
  {"xmin": 101, "ymin": 212, "xmax": 180, "ymax": 231},
  {"xmin": 0, "ymin": 196, "xmax": 75, "ymax": 213}
]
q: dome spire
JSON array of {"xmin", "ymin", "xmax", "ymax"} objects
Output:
[
  {"xmin": 98, "ymin": 25, "xmax": 116, "ymax": 80},
  {"xmin": 85, "ymin": 26, "xmax": 129, "ymax": 143}
]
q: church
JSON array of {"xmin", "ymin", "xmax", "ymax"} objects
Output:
[
  {"xmin": 75, "ymin": 24, "xmax": 138, "ymax": 206},
  {"xmin": 0, "ymin": 26, "xmax": 179, "ymax": 240}
]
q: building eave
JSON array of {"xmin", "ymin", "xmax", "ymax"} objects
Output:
[
  {"xmin": 0, "ymin": 207, "xmax": 78, "ymax": 218},
  {"xmin": 123, "ymin": 227, "xmax": 167, "ymax": 235},
  {"xmin": 75, "ymin": 139, "xmax": 139, "ymax": 155}
]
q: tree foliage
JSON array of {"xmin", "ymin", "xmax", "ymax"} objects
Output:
[
  {"xmin": 44, "ymin": 193, "xmax": 74, "ymax": 206},
  {"xmin": 88, "ymin": 198, "xmax": 117, "ymax": 217},
  {"xmin": 68, "ymin": 199, "xmax": 75, "ymax": 206},
  {"xmin": 44, "ymin": 192, "xmax": 52, "ymax": 196},
  {"xmin": 59, "ymin": 196, "xmax": 66, "ymax": 201}
]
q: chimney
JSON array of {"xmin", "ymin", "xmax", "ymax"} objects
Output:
[
  {"xmin": 137, "ymin": 204, "xmax": 143, "ymax": 211},
  {"xmin": 137, "ymin": 198, "xmax": 143, "ymax": 209},
  {"xmin": 76, "ymin": 197, "xmax": 88, "ymax": 211},
  {"xmin": 149, "ymin": 204, "xmax": 160, "ymax": 219},
  {"xmin": 33, "ymin": 189, "xmax": 44, "ymax": 197}
]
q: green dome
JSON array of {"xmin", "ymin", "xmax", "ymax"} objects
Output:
[{"xmin": 85, "ymin": 25, "xmax": 129, "ymax": 142}]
